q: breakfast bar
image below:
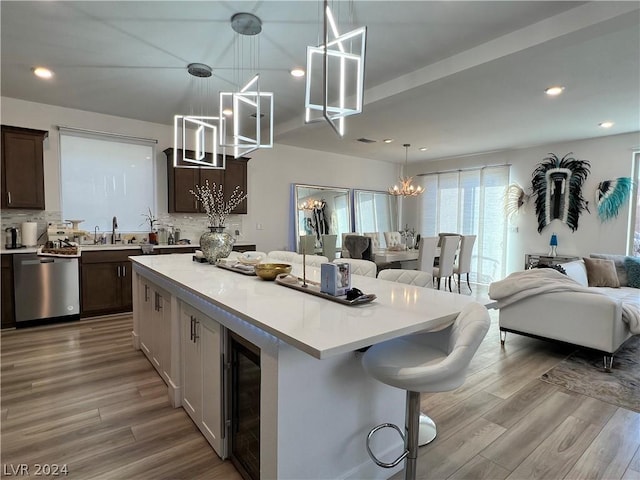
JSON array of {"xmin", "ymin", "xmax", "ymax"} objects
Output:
[{"xmin": 130, "ymin": 253, "xmax": 483, "ymax": 479}]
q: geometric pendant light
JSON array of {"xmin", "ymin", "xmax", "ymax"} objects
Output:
[
  {"xmin": 219, "ymin": 12, "xmax": 274, "ymax": 158},
  {"xmin": 173, "ymin": 63, "xmax": 225, "ymax": 169},
  {"xmin": 305, "ymin": 0, "xmax": 367, "ymax": 137}
]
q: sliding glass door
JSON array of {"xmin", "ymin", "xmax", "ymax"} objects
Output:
[{"xmin": 418, "ymin": 166, "xmax": 509, "ymax": 284}]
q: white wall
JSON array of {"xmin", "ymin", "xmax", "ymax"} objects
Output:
[
  {"xmin": 406, "ymin": 132, "xmax": 640, "ymax": 274},
  {"xmin": 1, "ymin": 97, "xmax": 398, "ymax": 253}
]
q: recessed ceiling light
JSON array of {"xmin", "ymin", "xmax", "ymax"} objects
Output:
[
  {"xmin": 32, "ymin": 67, "xmax": 53, "ymax": 79},
  {"xmin": 222, "ymin": 108, "xmax": 233, "ymax": 116},
  {"xmin": 290, "ymin": 68, "xmax": 305, "ymax": 77},
  {"xmin": 383, "ymin": 139, "xmax": 394, "ymax": 144},
  {"xmin": 598, "ymin": 121, "xmax": 614, "ymax": 128},
  {"xmin": 419, "ymin": 147, "xmax": 428, "ymax": 151},
  {"xmin": 544, "ymin": 86, "xmax": 565, "ymax": 96}
]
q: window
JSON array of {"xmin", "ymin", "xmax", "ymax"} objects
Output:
[
  {"xmin": 60, "ymin": 129, "xmax": 156, "ymax": 233},
  {"xmin": 418, "ymin": 165, "xmax": 509, "ymax": 284}
]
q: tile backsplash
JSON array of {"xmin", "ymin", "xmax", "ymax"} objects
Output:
[{"xmin": 1, "ymin": 210, "xmax": 246, "ymax": 246}]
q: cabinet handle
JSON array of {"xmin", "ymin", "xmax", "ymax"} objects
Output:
[
  {"xmin": 193, "ymin": 319, "xmax": 199, "ymax": 342},
  {"xmin": 122, "ymin": 265, "xmax": 126, "ymax": 276},
  {"xmin": 144, "ymin": 284, "xmax": 149, "ymax": 302},
  {"xmin": 156, "ymin": 294, "xmax": 162, "ymax": 311},
  {"xmin": 190, "ymin": 315, "xmax": 194, "ymax": 341},
  {"xmin": 7, "ymin": 192, "xmax": 11, "ymax": 205},
  {"xmin": 117, "ymin": 265, "xmax": 121, "ymax": 277}
]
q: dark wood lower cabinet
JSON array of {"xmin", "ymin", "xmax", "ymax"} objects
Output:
[
  {"xmin": 81, "ymin": 251, "xmax": 132, "ymax": 317},
  {"xmin": 1, "ymin": 254, "xmax": 15, "ymax": 329}
]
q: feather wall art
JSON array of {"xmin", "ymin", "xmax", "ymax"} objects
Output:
[
  {"xmin": 504, "ymin": 183, "xmax": 529, "ymax": 221},
  {"xmin": 596, "ymin": 177, "xmax": 633, "ymax": 222},
  {"xmin": 531, "ymin": 153, "xmax": 590, "ymax": 233}
]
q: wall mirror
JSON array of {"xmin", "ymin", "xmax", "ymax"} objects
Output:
[
  {"xmin": 293, "ymin": 184, "xmax": 352, "ymax": 252},
  {"xmin": 353, "ymin": 189, "xmax": 400, "ymax": 243}
]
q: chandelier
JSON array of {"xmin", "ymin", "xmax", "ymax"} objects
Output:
[
  {"xmin": 298, "ymin": 199, "xmax": 325, "ymax": 211},
  {"xmin": 389, "ymin": 144, "xmax": 424, "ymax": 196}
]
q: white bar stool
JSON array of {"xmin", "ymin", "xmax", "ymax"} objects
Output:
[{"xmin": 361, "ymin": 302, "xmax": 491, "ymax": 480}]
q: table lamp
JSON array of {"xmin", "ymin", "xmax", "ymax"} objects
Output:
[{"xmin": 549, "ymin": 233, "xmax": 558, "ymax": 257}]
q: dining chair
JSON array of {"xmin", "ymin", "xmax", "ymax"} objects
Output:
[
  {"xmin": 453, "ymin": 235, "xmax": 477, "ymax": 293},
  {"xmin": 377, "ymin": 269, "xmax": 433, "ymax": 288},
  {"xmin": 433, "ymin": 235, "xmax": 460, "ymax": 291},
  {"xmin": 384, "ymin": 231, "xmax": 403, "ymax": 249},
  {"xmin": 299, "ymin": 254, "xmax": 329, "ymax": 267},
  {"xmin": 266, "ymin": 250, "xmax": 299, "ymax": 263},
  {"xmin": 340, "ymin": 232, "xmax": 353, "ymax": 258},
  {"xmin": 344, "ymin": 235, "xmax": 372, "ymax": 260},
  {"xmin": 299, "ymin": 234, "xmax": 317, "ymax": 254},
  {"xmin": 364, "ymin": 232, "xmax": 382, "ymax": 250},
  {"xmin": 437, "ymin": 232, "xmax": 459, "ymax": 247},
  {"xmin": 321, "ymin": 234, "xmax": 337, "ymax": 262},
  {"xmin": 416, "ymin": 236, "xmax": 438, "ymax": 274},
  {"xmin": 334, "ymin": 258, "xmax": 377, "ymax": 277}
]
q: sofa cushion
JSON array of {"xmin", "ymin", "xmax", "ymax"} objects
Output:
[
  {"xmin": 562, "ymin": 260, "xmax": 588, "ymax": 286},
  {"xmin": 624, "ymin": 256, "xmax": 640, "ymax": 288},
  {"xmin": 590, "ymin": 253, "xmax": 628, "ymax": 286},
  {"xmin": 583, "ymin": 257, "xmax": 620, "ymax": 288}
]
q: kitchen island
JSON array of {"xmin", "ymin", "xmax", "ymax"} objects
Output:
[{"xmin": 130, "ymin": 254, "xmax": 487, "ymax": 480}]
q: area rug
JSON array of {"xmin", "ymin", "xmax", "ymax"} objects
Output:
[{"xmin": 540, "ymin": 336, "xmax": 640, "ymax": 413}]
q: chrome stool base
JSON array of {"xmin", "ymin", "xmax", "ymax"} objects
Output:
[{"xmin": 366, "ymin": 391, "xmax": 421, "ymax": 480}]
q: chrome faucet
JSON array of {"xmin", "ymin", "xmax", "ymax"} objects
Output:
[
  {"xmin": 111, "ymin": 216, "xmax": 118, "ymax": 244},
  {"xmin": 94, "ymin": 225, "xmax": 100, "ymax": 244}
]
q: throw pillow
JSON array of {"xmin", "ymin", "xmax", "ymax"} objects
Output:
[
  {"xmin": 589, "ymin": 253, "xmax": 628, "ymax": 286},
  {"xmin": 582, "ymin": 257, "xmax": 620, "ymax": 288},
  {"xmin": 624, "ymin": 256, "xmax": 640, "ymax": 288},
  {"xmin": 533, "ymin": 263, "xmax": 566, "ymax": 275}
]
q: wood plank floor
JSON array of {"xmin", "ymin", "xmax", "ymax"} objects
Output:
[
  {"xmin": 2, "ymin": 305, "xmax": 639, "ymax": 479},
  {"xmin": 1, "ymin": 315, "xmax": 242, "ymax": 480}
]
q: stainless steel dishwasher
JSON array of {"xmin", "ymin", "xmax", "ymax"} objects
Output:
[{"xmin": 13, "ymin": 253, "xmax": 80, "ymax": 325}]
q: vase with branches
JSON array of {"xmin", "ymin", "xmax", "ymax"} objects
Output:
[
  {"xmin": 190, "ymin": 181, "xmax": 247, "ymax": 228},
  {"xmin": 189, "ymin": 181, "xmax": 247, "ymax": 263}
]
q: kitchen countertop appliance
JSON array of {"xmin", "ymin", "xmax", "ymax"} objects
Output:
[
  {"xmin": 13, "ymin": 253, "xmax": 80, "ymax": 326},
  {"xmin": 5, "ymin": 227, "xmax": 22, "ymax": 249},
  {"xmin": 47, "ymin": 221, "xmax": 89, "ymax": 245}
]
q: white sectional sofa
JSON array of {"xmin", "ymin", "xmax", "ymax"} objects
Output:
[{"xmin": 490, "ymin": 254, "xmax": 639, "ymax": 368}]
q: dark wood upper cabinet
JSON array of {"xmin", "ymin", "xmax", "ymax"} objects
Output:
[
  {"xmin": 164, "ymin": 148, "xmax": 248, "ymax": 215},
  {"xmin": 224, "ymin": 157, "xmax": 248, "ymax": 214},
  {"xmin": 1, "ymin": 125, "xmax": 48, "ymax": 210}
]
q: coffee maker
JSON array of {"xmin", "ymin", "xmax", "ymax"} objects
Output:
[{"xmin": 4, "ymin": 227, "xmax": 22, "ymax": 249}]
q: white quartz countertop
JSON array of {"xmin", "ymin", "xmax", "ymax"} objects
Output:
[
  {"xmin": 131, "ymin": 254, "xmax": 492, "ymax": 359},
  {"xmin": 0, "ymin": 242, "xmax": 254, "ymax": 255}
]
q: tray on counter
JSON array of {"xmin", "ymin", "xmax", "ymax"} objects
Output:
[
  {"xmin": 215, "ymin": 261, "xmax": 257, "ymax": 276},
  {"xmin": 37, "ymin": 245, "xmax": 81, "ymax": 258},
  {"xmin": 275, "ymin": 275, "xmax": 376, "ymax": 306}
]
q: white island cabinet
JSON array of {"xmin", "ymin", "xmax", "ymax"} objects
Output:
[
  {"xmin": 180, "ymin": 302, "xmax": 225, "ymax": 458},
  {"xmin": 130, "ymin": 254, "xmax": 484, "ymax": 480}
]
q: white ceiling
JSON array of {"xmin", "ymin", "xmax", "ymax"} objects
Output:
[{"xmin": 2, "ymin": 1, "xmax": 639, "ymax": 164}]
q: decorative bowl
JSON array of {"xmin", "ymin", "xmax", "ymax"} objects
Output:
[
  {"xmin": 237, "ymin": 251, "xmax": 265, "ymax": 265},
  {"xmin": 254, "ymin": 263, "xmax": 292, "ymax": 281}
]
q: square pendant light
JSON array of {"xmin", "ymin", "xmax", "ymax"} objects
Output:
[
  {"xmin": 305, "ymin": 1, "xmax": 367, "ymax": 137},
  {"xmin": 173, "ymin": 115, "xmax": 225, "ymax": 169},
  {"xmin": 219, "ymin": 74, "xmax": 274, "ymax": 159}
]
